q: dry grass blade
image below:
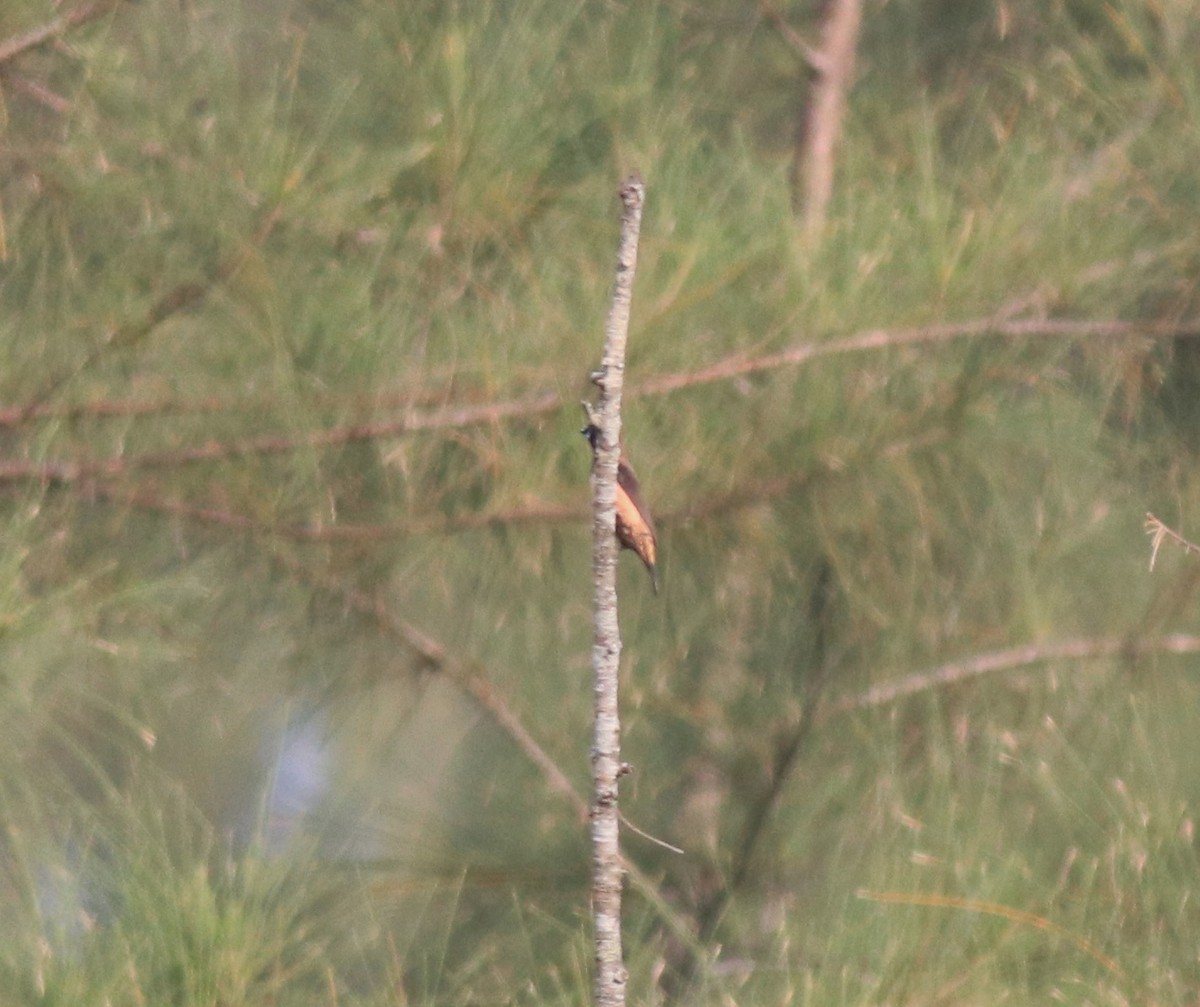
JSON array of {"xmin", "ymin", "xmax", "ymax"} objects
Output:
[
  {"xmin": 857, "ymin": 890, "xmax": 1124, "ymax": 978},
  {"xmin": 1144, "ymin": 512, "xmax": 1200, "ymax": 571}
]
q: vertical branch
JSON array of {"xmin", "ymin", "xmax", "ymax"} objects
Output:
[
  {"xmin": 589, "ymin": 172, "xmax": 645, "ymax": 1007},
  {"xmin": 792, "ymin": 0, "xmax": 862, "ymax": 236}
]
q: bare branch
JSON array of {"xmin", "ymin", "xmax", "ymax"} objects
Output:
[
  {"xmin": 82, "ymin": 483, "xmax": 578, "ymax": 542},
  {"xmin": 636, "ymin": 316, "xmax": 1190, "ymax": 398},
  {"xmin": 793, "ymin": 0, "xmax": 863, "ymax": 233},
  {"xmin": 21, "ymin": 207, "xmax": 282, "ymax": 419},
  {"xmin": 272, "ymin": 529, "xmax": 698, "ymax": 964},
  {"xmin": 4, "ymin": 72, "xmax": 71, "ymax": 113},
  {"xmin": 273, "ymin": 552, "xmax": 589, "ymax": 822},
  {"xmin": 6, "ymin": 313, "xmax": 1194, "ymax": 486},
  {"xmin": 0, "ymin": 0, "xmax": 125, "ymax": 66},
  {"xmin": 589, "ymin": 172, "xmax": 645, "ymax": 1007},
  {"xmin": 825, "ymin": 634, "xmax": 1200, "ymax": 717},
  {"xmin": 758, "ymin": 1, "xmax": 826, "ymax": 72},
  {"xmin": 0, "ymin": 382, "xmax": 461, "ymax": 427}
]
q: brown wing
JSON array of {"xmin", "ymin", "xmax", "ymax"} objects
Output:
[
  {"xmin": 615, "ymin": 458, "xmax": 658, "ymax": 590},
  {"xmin": 583, "ymin": 425, "xmax": 659, "ymax": 591},
  {"xmin": 617, "ymin": 459, "xmax": 655, "ymax": 536}
]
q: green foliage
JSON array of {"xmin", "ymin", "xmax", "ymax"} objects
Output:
[{"xmin": 4, "ymin": 0, "xmax": 1200, "ymax": 1003}]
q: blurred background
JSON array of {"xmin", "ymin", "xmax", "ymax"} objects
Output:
[{"xmin": 3, "ymin": 1, "xmax": 1200, "ymax": 1003}]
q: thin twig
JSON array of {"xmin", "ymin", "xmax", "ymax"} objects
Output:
[
  {"xmin": 0, "ymin": 391, "xmax": 562, "ymax": 482},
  {"xmin": 618, "ymin": 813, "xmax": 684, "ymax": 855},
  {"xmin": 0, "ymin": 0, "xmax": 124, "ymax": 65},
  {"xmin": 271, "ymin": 545, "xmax": 699, "ymax": 956},
  {"xmin": 21, "ymin": 207, "xmax": 282, "ymax": 418},
  {"xmin": 273, "ymin": 551, "xmax": 589, "ymax": 822},
  {"xmin": 758, "ymin": 1, "xmax": 826, "ymax": 72},
  {"xmin": 0, "ymin": 382, "xmax": 460, "ymax": 428},
  {"xmin": 5, "ymin": 314, "xmax": 1194, "ymax": 485},
  {"xmin": 83, "ymin": 481, "xmax": 577, "ymax": 543},
  {"xmin": 4, "ymin": 72, "xmax": 71, "ymax": 113},
  {"xmin": 635, "ymin": 316, "xmax": 1196, "ymax": 398},
  {"xmin": 824, "ymin": 634, "xmax": 1200, "ymax": 718},
  {"xmin": 6, "ymin": 313, "xmax": 1148, "ymax": 429}
]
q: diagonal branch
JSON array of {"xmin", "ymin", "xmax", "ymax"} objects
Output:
[
  {"xmin": 758, "ymin": 0, "xmax": 826, "ymax": 72},
  {"xmin": 0, "ymin": 0, "xmax": 126, "ymax": 66},
  {"xmin": 635, "ymin": 316, "xmax": 1199, "ymax": 398},
  {"xmin": 271, "ymin": 550, "xmax": 588, "ymax": 822},
  {"xmin": 271, "ymin": 546, "xmax": 699, "ymax": 956},
  {"xmin": 823, "ymin": 634, "xmax": 1200, "ymax": 718},
  {"xmin": 20, "ymin": 209, "xmax": 281, "ymax": 418}
]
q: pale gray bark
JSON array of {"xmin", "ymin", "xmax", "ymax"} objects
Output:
[
  {"xmin": 588, "ymin": 172, "xmax": 645, "ymax": 1007},
  {"xmin": 795, "ymin": 0, "xmax": 862, "ymax": 236}
]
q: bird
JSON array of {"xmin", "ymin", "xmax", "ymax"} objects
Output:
[{"xmin": 583, "ymin": 423, "xmax": 659, "ymax": 593}]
